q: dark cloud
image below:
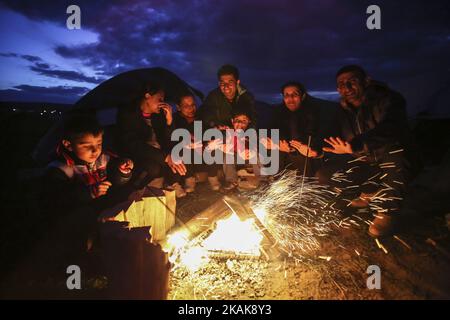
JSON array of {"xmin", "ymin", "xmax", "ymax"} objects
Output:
[
  {"xmin": 0, "ymin": 85, "xmax": 89, "ymax": 103},
  {"xmin": 21, "ymin": 54, "xmax": 43, "ymax": 63},
  {"xmin": 1, "ymin": 52, "xmax": 104, "ymax": 84},
  {"xmin": 0, "ymin": 52, "xmax": 19, "ymax": 58},
  {"xmin": 29, "ymin": 65, "xmax": 102, "ymax": 84},
  {"xmin": 1, "ymin": 0, "xmax": 449, "ymax": 112}
]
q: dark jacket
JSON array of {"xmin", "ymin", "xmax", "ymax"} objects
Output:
[
  {"xmin": 200, "ymin": 85, "xmax": 257, "ymax": 128},
  {"xmin": 173, "ymin": 112, "xmax": 198, "ymax": 135},
  {"xmin": 271, "ymin": 94, "xmax": 338, "ymax": 154},
  {"xmin": 115, "ymin": 106, "xmax": 173, "ymax": 166},
  {"xmin": 337, "ymin": 81, "xmax": 416, "ymax": 162}
]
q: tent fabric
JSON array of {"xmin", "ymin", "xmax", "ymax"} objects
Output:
[{"xmin": 32, "ymin": 67, "xmax": 203, "ymax": 165}]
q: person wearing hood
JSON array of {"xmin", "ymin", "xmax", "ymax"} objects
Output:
[{"xmin": 200, "ymin": 64, "xmax": 257, "ymax": 129}]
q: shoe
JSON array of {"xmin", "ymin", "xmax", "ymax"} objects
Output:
[
  {"xmin": 223, "ymin": 181, "xmax": 238, "ymax": 191},
  {"xmin": 368, "ymin": 213, "xmax": 394, "ymax": 237},
  {"xmin": 167, "ymin": 182, "xmax": 187, "ymax": 198},
  {"xmin": 184, "ymin": 176, "xmax": 196, "ymax": 193},
  {"xmin": 237, "ymin": 168, "xmax": 255, "ymax": 177},
  {"xmin": 238, "ymin": 178, "xmax": 260, "ymax": 190},
  {"xmin": 208, "ymin": 176, "xmax": 221, "ymax": 191},
  {"xmin": 350, "ymin": 191, "xmax": 378, "ymax": 208},
  {"xmin": 195, "ymin": 171, "xmax": 208, "ymax": 183}
]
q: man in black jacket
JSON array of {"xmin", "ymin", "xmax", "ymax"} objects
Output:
[
  {"xmin": 262, "ymin": 81, "xmax": 331, "ymax": 176},
  {"xmin": 319, "ymin": 65, "xmax": 421, "ymax": 237},
  {"xmin": 115, "ymin": 81, "xmax": 188, "ymax": 197},
  {"xmin": 200, "ymin": 64, "xmax": 257, "ymax": 129}
]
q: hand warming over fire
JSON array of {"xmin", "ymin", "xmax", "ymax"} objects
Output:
[
  {"xmin": 206, "ymin": 138, "xmax": 223, "ymax": 151},
  {"xmin": 289, "ymin": 140, "xmax": 318, "ymax": 158},
  {"xmin": 260, "ymin": 137, "xmax": 290, "ymax": 152},
  {"xmin": 94, "ymin": 180, "xmax": 112, "ymax": 197},
  {"xmin": 323, "ymin": 137, "xmax": 353, "ymax": 154},
  {"xmin": 238, "ymin": 148, "xmax": 256, "ymax": 161},
  {"xmin": 165, "ymin": 154, "xmax": 187, "ymax": 175}
]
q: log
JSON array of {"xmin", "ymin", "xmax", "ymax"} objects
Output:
[
  {"xmin": 165, "ymin": 194, "xmax": 282, "ymax": 260},
  {"xmin": 100, "ymin": 187, "xmax": 176, "ymax": 242},
  {"xmin": 100, "ymin": 222, "xmax": 170, "ymax": 299}
]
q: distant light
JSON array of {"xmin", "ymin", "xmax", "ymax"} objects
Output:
[{"xmin": 12, "ymin": 108, "xmax": 16, "ymax": 112}]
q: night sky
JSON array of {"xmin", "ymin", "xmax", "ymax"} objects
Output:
[{"xmin": 0, "ymin": 0, "xmax": 449, "ymax": 115}]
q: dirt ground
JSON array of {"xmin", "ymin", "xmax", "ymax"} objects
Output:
[
  {"xmin": 169, "ymin": 183, "xmax": 450, "ymax": 300},
  {"xmin": 0, "ymin": 114, "xmax": 449, "ymax": 300},
  {"xmin": 0, "ymin": 175, "xmax": 449, "ymax": 300}
]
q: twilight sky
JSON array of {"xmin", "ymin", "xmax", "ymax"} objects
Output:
[{"xmin": 0, "ymin": 0, "xmax": 449, "ymax": 115}]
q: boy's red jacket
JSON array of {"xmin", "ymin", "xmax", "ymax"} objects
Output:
[{"xmin": 44, "ymin": 144, "xmax": 132, "ymax": 206}]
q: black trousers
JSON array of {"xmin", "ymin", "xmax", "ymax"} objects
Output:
[
  {"xmin": 279, "ymin": 151, "xmax": 322, "ymax": 177},
  {"xmin": 132, "ymin": 155, "xmax": 221, "ymax": 188},
  {"xmin": 316, "ymin": 150, "xmax": 420, "ymax": 214}
]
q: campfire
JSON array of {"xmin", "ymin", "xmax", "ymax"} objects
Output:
[
  {"xmin": 163, "ymin": 171, "xmax": 344, "ymax": 299},
  {"xmin": 163, "ymin": 195, "xmax": 278, "ymax": 273}
]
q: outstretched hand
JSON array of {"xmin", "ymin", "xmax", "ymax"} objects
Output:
[
  {"xmin": 165, "ymin": 155, "xmax": 187, "ymax": 176},
  {"xmin": 260, "ymin": 137, "xmax": 290, "ymax": 152},
  {"xmin": 289, "ymin": 140, "xmax": 318, "ymax": 158},
  {"xmin": 323, "ymin": 137, "xmax": 353, "ymax": 154}
]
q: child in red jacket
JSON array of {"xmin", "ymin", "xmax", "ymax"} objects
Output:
[{"xmin": 45, "ymin": 114, "xmax": 134, "ymax": 213}]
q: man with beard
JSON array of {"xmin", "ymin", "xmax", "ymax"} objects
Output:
[
  {"xmin": 201, "ymin": 64, "xmax": 257, "ymax": 129},
  {"xmin": 318, "ymin": 65, "xmax": 421, "ymax": 237}
]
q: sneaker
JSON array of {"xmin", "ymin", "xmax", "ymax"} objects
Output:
[
  {"xmin": 195, "ymin": 171, "xmax": 208, "ymax": 183},
  {"xmin": 350, "ymin": 191, "xmax": 378, "ymax": 208},
  {"xmin": 223, "ymin": 181, "xmax": 238, "ymax": 191},
  {"xmin": 184, "ymin": 176, "xmax": 196, "ymax": 193},
  {"xmin": 237, "ymin": 168, "xmax": 255, "ymax": 177},
  {"xmin": 238, "ymin": 178, "xmax": 260, "ymax": 190},
  {"xmin": 207, "ymin": 176, "xmax": 221, "ymax": 191},
  {"xmin": 167, "ymin": 182, "xmax": 187, "ymax": 198},
  {"xmin": 368, "ymin": 213, "xmax": 394, "ymax": 237}
]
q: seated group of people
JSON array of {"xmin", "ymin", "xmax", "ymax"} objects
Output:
[{"xmin": 44, "ymin": 64, "xmax": 422, "ymax": 238}]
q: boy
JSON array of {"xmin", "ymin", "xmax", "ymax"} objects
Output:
[
  {"xmin": 45, "ymin": 114, "xmax": 134, "ymax": 213},
  {"xmin": 207, "ymin": 109, "xmax": 260, "ymax": 191}
]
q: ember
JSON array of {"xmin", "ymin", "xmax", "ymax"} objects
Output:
[{"xmin": 162, "ymin": 171, "xmax": 346, "ymax": 299}]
